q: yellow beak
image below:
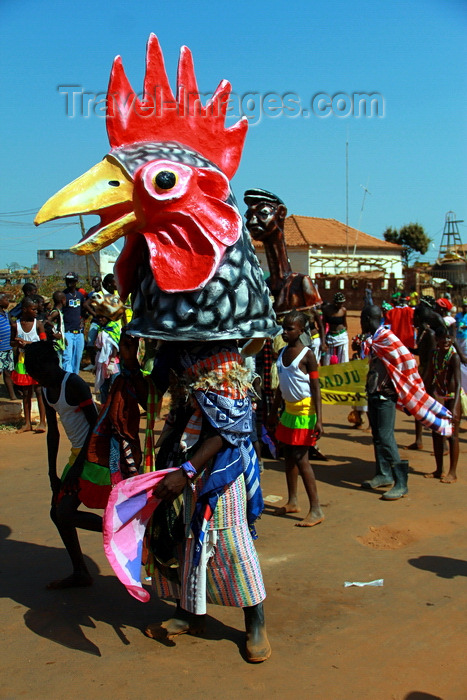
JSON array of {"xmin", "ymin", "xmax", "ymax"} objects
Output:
[{"xmin": 34, "ymin": 156, "xmax": 138, "ymax": 254}]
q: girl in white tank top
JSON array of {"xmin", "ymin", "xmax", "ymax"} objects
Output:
[
  {"xmin": 269, "ymin": 311, "xmax": 324, "ymax": 528},
  {"xmin": 276, "ymin": 346, "xmax": 312, "ymax": 403},
  {"xmin": 11, "ymin": 298, "xmax": 47, "ymax": 432}
]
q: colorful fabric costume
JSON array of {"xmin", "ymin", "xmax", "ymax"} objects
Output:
[
  {"xmin": 104, "ymin": 342, "xmax": 266, "ymax": 613},
  {"xmin": 45, "ymin": 372, "xmax": 141, "ymax": 509},
  {"xmin": 152, "ymin": 342, "xmax": 265, "ymax": 614},
  {"xmin": 275, "ymin": 347, "xmax": 317, "ymax": 446},
  {"xmin": 35, "ymin": 37, "xmax": 277, "ymax": 631},
  {"xmin": 364, "ymin": 326, "xmax": 452, "ymax": 436}
]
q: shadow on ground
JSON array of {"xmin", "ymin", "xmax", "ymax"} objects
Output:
[
  {"xmin": 0, "ymin": 524, "xmax": 242, "ymax": 656},
  {"xmin": 262, "ymin": 453, "xmax": 378, "ymax": 495},
  {"xmin": 408, "ymin": 555, "xmax": 467, "ymax": 579}
]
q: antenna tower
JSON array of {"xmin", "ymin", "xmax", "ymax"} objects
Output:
[{"xmin": 438, "ymin": 211, "xmax": 465, "ymax": 259}]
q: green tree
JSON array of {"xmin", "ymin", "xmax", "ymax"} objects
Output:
[{"xmin": 383, "ymin": 223, "xmax": 431, "ymax": 267}]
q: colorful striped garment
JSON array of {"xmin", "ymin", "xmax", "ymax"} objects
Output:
[
  {"xmin": 365, "ymin": 326, "xmax": 452, "ymax": 436},
  {"xmin": 276, "ymin": 396, "xmax": 318, "ymax": 446}
]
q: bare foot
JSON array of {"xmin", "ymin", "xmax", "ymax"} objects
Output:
[
  {"xmin": 34, "ymin": 423, "xmax": 46, "ymax": 433},
  {"xmin": 440, "ymin": 474, "xmax": 457, "ymax": 483},
  {"xmin": 275, "ymin": 503, "xmax": 301, "ymax": 516},
  {"xmin": 16, "ymin": 425, "xmax": 32, "ymax": 433},
  {"xmin": 406, "ymin": 442, "xmax": 423, "ymax": 451},
  {"xmin": 295, "ymin": 507, "xmax": 324, "ymax": 528},
  {"xmin": 424, "ymin": 471, "xmax": 442, "ymax": 479},
  {"xmin": 46, "ymin": 572, "xmax": 93, "ymax": 589}
]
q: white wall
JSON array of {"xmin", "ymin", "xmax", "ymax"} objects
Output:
[{"xmin": 253, "ymin": 246, "xmax": 403, "ymax": 281}]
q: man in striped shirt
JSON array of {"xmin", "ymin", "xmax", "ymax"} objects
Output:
[{"xmin": 0, "ymin": 293, "xmax": 16, "ymax": 400}]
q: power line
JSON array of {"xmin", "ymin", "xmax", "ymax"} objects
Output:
[{"xmin": 0, "ymin": 208, "xmax": 39, "ymax": 216}]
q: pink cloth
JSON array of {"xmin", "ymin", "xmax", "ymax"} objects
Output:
[{"xmin": 103, "ymin": 468, "xmax": 176, "ymax": 602}]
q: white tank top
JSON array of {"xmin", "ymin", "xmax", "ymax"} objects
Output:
[
  {"xmin": 16, "ymin": 319, "xmax": 39, "ymax": 342},
  {"xmin": 277, "ymin": 346, "xmax": 311, "ymax": 403},
  {"xmin": 44, "ymin": 373, "xmax": 90, "ymax": 449}
]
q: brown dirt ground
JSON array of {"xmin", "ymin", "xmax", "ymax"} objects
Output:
[{"xmin": 1, "ymin": 314, "xmax": 466, "ymax": 700}]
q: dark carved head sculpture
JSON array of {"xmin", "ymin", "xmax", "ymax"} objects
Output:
[
  {"xmin": 243, "ymin": 187, "xmax": 322, "ymax": 312},
  {"xmin": 35, "ymin": 35, "xmax": 279, "ymax": 343},
  {"xmin": 244, "ymin": 188, "xmax": 287, "ymax": 242}
]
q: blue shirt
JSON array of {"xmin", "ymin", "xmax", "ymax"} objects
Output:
[
  {"xmin": 455, "ymin": 312, "xmax": 467, "ymax": 341},
  {"xmin": 0, "ymin": 310, "xmax": 12, "ymax": 352}
]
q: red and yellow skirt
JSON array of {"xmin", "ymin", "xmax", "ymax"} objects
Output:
[
  {"xmin": 12, "ymin": 350, "xmax": 38, "ymax": 386},
  {"xmin": 61, "ymin": 448, "xmax": 111, "ymax": 509},
  {"xmin": 276, "ymin": 397, "xmax": 317, "ymax": 446}
]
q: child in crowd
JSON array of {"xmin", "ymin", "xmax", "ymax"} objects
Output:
[
  {"xmin": 8, "ymin": 282, "xmax": 38, "ymax": 319},
  {"xmin": 94, "ymin": 314, "xmax": 121, "ymax": 404},
  {"xmin": 10, "ymin": 297, "xmax": 47, "ymax": 432},
  {"xmin": 29, "ymin": 294, "xmax": 48, "ymax": 321},
  {"xmin": 24, "ymin": 341, "xmax": 101, "ymax": 589},
  {"xmin": 0, "ymin": 292, "xmax": 17, "ymax": 400},
  {"xmin": 424, "ymin": 325, "xmax": 461, "ymax": 483},
  {"xmin": 268, "ymin": 310, "xmax": 324, "ymax": 527},
  {"xmin": 83, "ymin": 276, "xmax": 102, "ymax": 369},
  {"xmin": 45, "ymin": 291, "xmax": 67, "ymax": 365}
]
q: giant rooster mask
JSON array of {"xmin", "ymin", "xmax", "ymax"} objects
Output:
[{"xmin": 36, "ymin": 34, "xmax": 278, "ymax": 342}]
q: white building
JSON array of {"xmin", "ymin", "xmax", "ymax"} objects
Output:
[
  {"xmin": 37, "ymin": 248, "xmax": 118, "ymax": 280},
  {"xmin": 253, "ymin": 215, "xmax": 403, "ymax": 279}
]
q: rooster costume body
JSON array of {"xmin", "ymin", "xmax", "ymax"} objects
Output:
[{"xmin": 36, "ymin": 35, "xmax": 275, "ymax": 662}]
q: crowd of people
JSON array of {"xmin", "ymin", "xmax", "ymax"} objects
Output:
[
  {"xmin": 0, "ymin": 271, "xmax": 126, "ymax": 428},
  {"xmin": 0, "ymin": 274, "xmax": 465, "ymax": 663}
]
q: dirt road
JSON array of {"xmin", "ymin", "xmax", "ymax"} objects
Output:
[{"xmin": 1, "ymin": 380, "xmax": 466, "ymax": 700}]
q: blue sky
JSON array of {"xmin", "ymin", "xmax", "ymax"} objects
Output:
[{"xmin": 1, "ymin": 0, "xmax": 466, "ymax": 270}]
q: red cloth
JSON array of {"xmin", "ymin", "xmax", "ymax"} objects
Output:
[
  {"xmin": 436, "ymin": 298, "xmax": 453, "ymax": 311},
  {"xmin": 385, "ymin": 306, "xmax": 415, "ymax": 348}
]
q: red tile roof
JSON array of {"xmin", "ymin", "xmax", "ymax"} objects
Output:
[{"xmin": 253, "ymin": 215, "xmax": 402, "ymax": 252}]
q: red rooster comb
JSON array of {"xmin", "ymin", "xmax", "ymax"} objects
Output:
[{"xmin": 106, "ymin": 34, "xmax": 248, "ymax": 180}]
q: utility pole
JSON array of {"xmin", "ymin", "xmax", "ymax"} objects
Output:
[
  {"xmin": 345, "ymin": 138, "xmax": 349, "ymax": 273},
  {"xmin": 79, "ymin": 216, "xmax": 91, "ymax": 284}
]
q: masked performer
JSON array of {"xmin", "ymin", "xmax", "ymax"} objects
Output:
[{"xmin": 35, "ymin": 35, "xmax": 278, "ymax": 663}]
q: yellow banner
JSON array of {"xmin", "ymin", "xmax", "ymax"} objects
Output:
[{"xmin": 318, "ymin": 359, "xmax": 368, "ymax": 406}]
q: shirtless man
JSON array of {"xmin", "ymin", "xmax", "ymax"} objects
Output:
[{"xmin": 424, "ymin": 325, "xmax": 461, "ymax": 483}]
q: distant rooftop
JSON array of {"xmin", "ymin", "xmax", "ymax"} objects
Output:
[{"xmin": 253, "ymin": 215, "xmax": 402, "ymax": 252}]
